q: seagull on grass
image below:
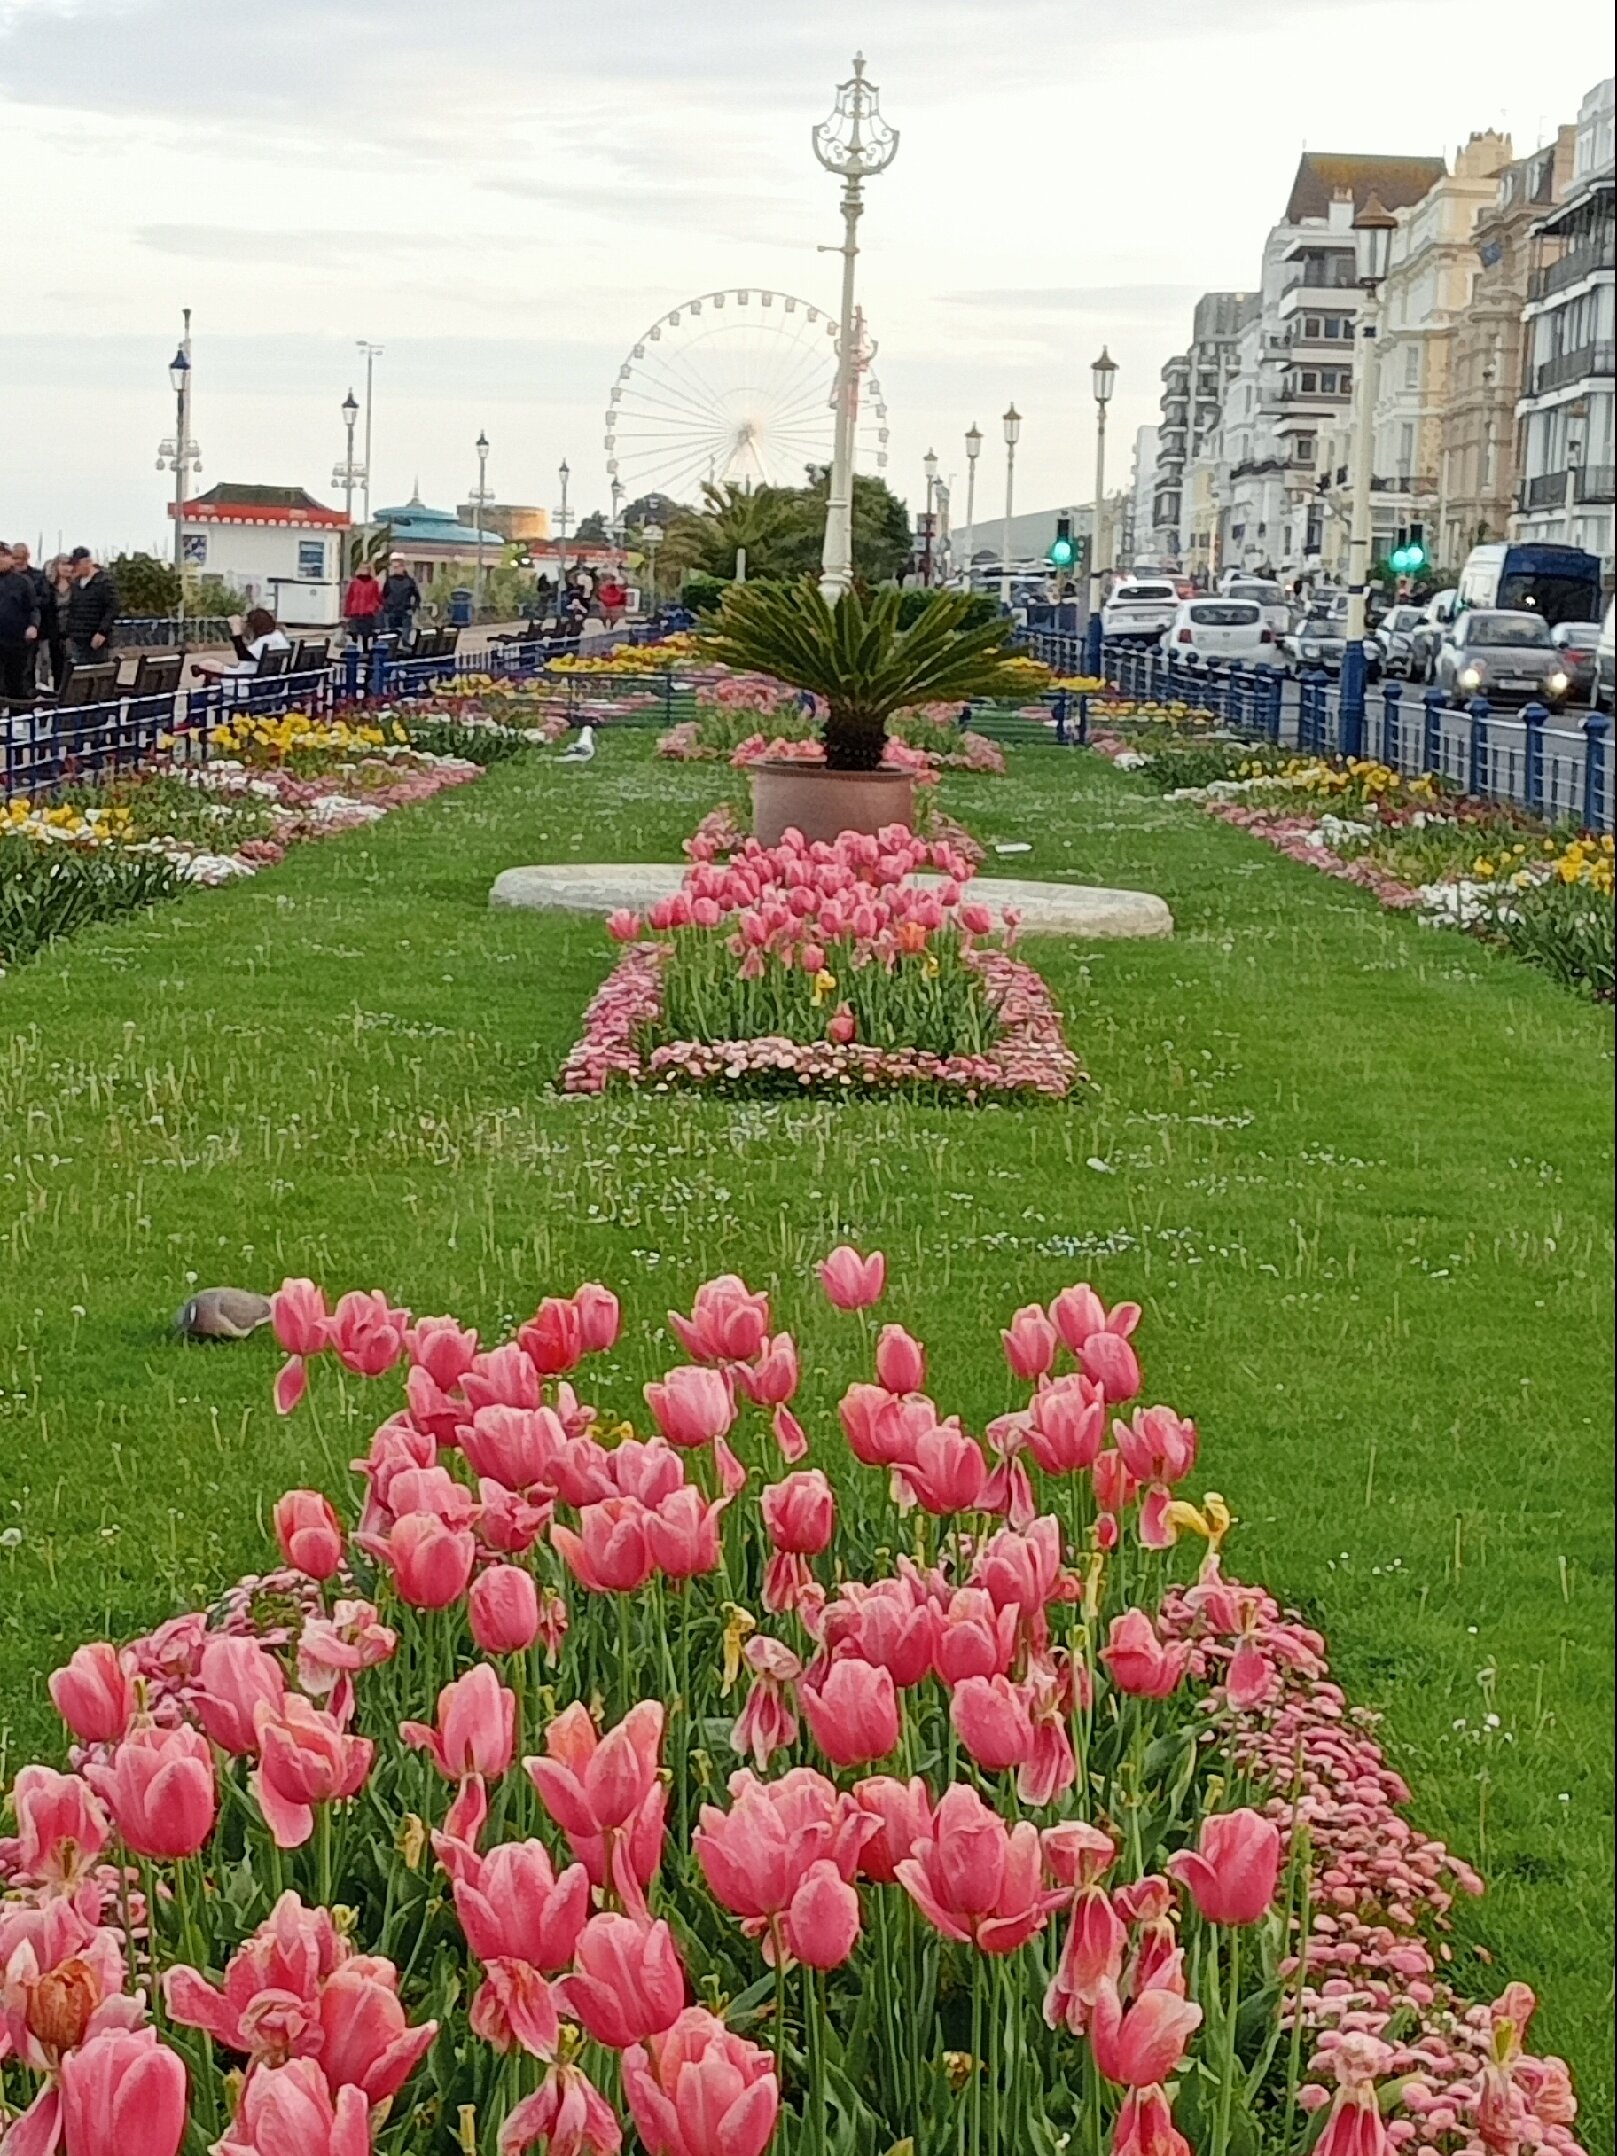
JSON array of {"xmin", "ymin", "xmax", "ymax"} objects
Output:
[{"xmin": 558, "ymin": 725, "xmax": 596, "ymax": 763}]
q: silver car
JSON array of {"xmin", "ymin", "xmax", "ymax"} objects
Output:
[
  {"xmin": 1436, "ymin": 609, "xmax": 1573, "ymax": 711},
  {"xmin": 1549, "ymin": 620, "xmax": 1602, "ymax": 704}
]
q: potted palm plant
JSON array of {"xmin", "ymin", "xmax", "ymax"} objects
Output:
[{"xmin": 701, "ymin": 580, "xmax": 1036, "ymax": 843}]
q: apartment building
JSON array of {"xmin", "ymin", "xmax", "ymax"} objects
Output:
[
  {"xmin": 1149, "ymin": 293, "xmax": 1254, "ymax": 565},
  {"xmin": 1439, "ymin": 130, "xmax": 1575, "ymax": 566},
  {"xmin": 1125, "ymin": 425, "xmax": 1160, "ymax": 566},
  {"xmin": 1515, "ymin": 76, "xmax": 1616, "ymax": 569},
  {"xmin": 1151, "ymin": 353, "xmax": 1190, "ymax": 556}
]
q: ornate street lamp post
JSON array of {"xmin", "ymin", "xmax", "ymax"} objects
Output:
[
  {"xmin": 1000, "ymin": 405, "xmax": 1021, "ymax": 609},
  {"xmin": 332, "ymin": 389, "xmax": 365, "ymax": 587},
  {"xmin": 469, "ymin": 431, "xmax": 494, "ymax": 615},
  {"xmin": 922, "ymin": 447, "xmax": 939, "ymax": 586},
  {"xmin": 1345, "ymin": 197, "xmax": 1395, "ymax": 648},
  {"xmin": 156, "ymin": 309, "xmax": 201, "ymax": 629},
  {"xmin": 1085, "ymin": 347, "xmax": 1117, "ymax": 636},
  {"xmin": 963, "ymin": 423, "xmax": 981, "ymax": 591},
  {"xmin": 813, "ymin": 53, "xmax": 898, "ymax": 603}
]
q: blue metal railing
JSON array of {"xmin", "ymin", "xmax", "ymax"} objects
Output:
[
  {"xmin": 0, "ymin": 625, "xmax": 677, "ymax": 804},
  {"xmin": 1017, "ymin": 627, "xmax": 1612, "ymax": 834}
]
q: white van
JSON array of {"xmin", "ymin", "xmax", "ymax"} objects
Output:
[
  {"xmin": 1596, "ymin": 601, "xmax": 1615, "ymax": 715},
  {"xmin": 1100, "ymin": 577, "xmax": 1180, "ymax": 643},
  {"xmin": 1222, "ymin": 578, "xmax": 1290, "ymax": 639}
]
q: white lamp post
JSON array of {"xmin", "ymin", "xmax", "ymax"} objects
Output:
[
  {"xmin": 555, "ymin": 459, "xmax": 572, "ymax": 596},
  {"xmin": 1345, "ymin": 196, "xmax": 1395, "ymax": 648},
  {"xmin": 922, "ymin": 447, "xmax": 939, "ymax": 585},
  {"xmin": 156, "ymin": 308, "xmax": 200, "ymax": 628},
  {"xmin": 355, "ymin": 341, "xmax": 383, "ymax": 536},
  {"xmin": 469, "ymin": 431, "xmax": 493, "ymax": 616},
  {"xmin": 1000, "ymin": 405, "xmax": 1021, "ymax": 609},
  {"xmin": 963, "ymin": 423, "xmax": 981, "ymax": 591},
  {"xmin": 813, "ymin": 53, "xmax": 899, "ymax": 603},
  {"xmin": 332, "ymin": 388, "xmax": 365, "ymax": 587},
  {"xmin": 642, "ymin": 521, "xmax": 663, "ymax": 608},
  {"xmin": 1086, "ymin": 347, "xmax": 1117, "ymax": 634}
]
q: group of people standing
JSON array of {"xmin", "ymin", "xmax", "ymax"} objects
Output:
[
  {"xmin": 0, "ymin": 544, "xmax": 119, "ymax": 710},
  {"xmin": 341, "ymin": 557, "xmax": 423, "ymax": 648}
]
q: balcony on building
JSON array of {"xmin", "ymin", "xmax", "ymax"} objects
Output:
[
  {"xmin": 1280, "ymin": 235, "xmax": 1358, "ymax": 295},
  {"xmin": 1520, "ymin": 464, "xmax": 1617, "ymax": 510},
  {"xmin": 1529, "ymin": 337, "xmax": 1617, "ymax": 397}
]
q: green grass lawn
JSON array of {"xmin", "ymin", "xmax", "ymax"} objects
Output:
[{"xmin": 1, "ymin": 733, "xmax": 1611, "ymax": 2125}]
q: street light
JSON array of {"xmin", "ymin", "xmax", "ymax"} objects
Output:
[
  {"xmin": 332, "ymin": 389, "xmax": 365, "ymax": 586},
  {"xmin": 355, "ymin": 341, "xmax": 383, "ymax": 533},
  {"xmin": 813, "ymin": 53, "xmax": 899, "ymax": 602},
  {"xmin": 555, "ymin": 459, "xmax": 572, "ymax": 598},
  {"xmin": 963, "ymin": 423, "xmax": 981, "ymax": 591},
  {"xmin": 1344, "ymin": 195, "xmax": 1396, "ymax": 660},
  {"xmin": 1001, "ymin": 404, "xmax": 1021, "ymax": 610},
  {"xmin": 1085, "ymin": 347, "xmax": 1117, "ymax": 636},
  {"xmin": 922, "ymin": 447, "xmax": 939, "ymax": 586},
  {"xmin": 156, "ymin": 309, "xmax": 200, "ymax": 629},
  {"xmin": 470, "ymin": 431, "xmax": 493, "ymax": 616}
]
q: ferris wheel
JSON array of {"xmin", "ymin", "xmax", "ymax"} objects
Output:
[{"xmin": 604, "ymin": 289, "xmax": 889, "ymax": 502}]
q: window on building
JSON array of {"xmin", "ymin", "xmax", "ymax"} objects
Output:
[
  {"xmin": 1404, "ymin": 347, "xmax": 1420, "ymax": 389},
  {"xmin": 1397, "ymin": 423, "xmax": 1415, "ymax": 478},
  {"xmin": 1293, "ymin": 435, "xmax": 1317, "ymax": 467},
  {"xmin": 297, "ymin": 539, "xmax": 327, "ymax": 580},
  {"xmin": 1303, "ymin": 315, "xmax": 1322, "ymax": 339}
]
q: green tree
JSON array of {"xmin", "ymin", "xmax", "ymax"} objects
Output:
[
  {"xmin": 702, "ymin": 580, "xmax": 1033, "ymax": 770},
  {"xmin": 109, "ymin": 552, "xmax": 180, "ymax": 615},
  {"xmin": 662, "ymin": 482, "xmax": 791, "ymax": 581},
  {"xmin": 575, "ymin": 511, "xmax": 610, "ymax": 543},
  {"xmin": 767, "ymin": 470, "xmax": 914, "ymax": 586}
]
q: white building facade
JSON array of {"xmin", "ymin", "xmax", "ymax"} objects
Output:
[{"xmin": 174, "ymin": 484, "xmax": 350, "ymax": 626}]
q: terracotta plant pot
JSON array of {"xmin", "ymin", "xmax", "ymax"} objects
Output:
[{"xmin": 748, "ymin": 762, "xmax": 916, "ymax": 848}]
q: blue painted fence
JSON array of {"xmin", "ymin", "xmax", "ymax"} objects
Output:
[{"xmin": 1019, "ymin": 629, "xmax": 1612, "ymax": 835}]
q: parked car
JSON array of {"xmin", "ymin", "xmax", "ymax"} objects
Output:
[
  {"xmin": 1164, "ymin": 598, "xmax": 1284, "ymax": 667},
  {"xmin": 1222, "ymin": 578, "xmax": 1291, "ymax": 638},
  {"xmin": 1376, "ymin": 604, "xmax": 1429, "ymax": 678},
  {"xmin": 1596, "ymin": 602, "xmax": 1615, "ymax": 715},
  {"xmin": 1406, "ymin": 589, "xmax": 1458, "ymax": 682},
  {"xmin": 1434, "ymin": 609, "xmax": 1573, "ymax": 710},
  {"xmin": 1549, "ymin": 619, "xmax": 1603, "ymax": 704},
  {"xmin": 1455, "ymin": 539, "xmax": 1603, "ymax": 628},
  {"xmin": 1100, "ymin": 578, "xmax": 1181, "ymax": 643},
  {"xmin": 1286, "ymin": 593, "xmax": 1382, "ymax": 680}
]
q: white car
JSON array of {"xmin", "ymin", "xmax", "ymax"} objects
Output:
[
  {"xmin": 1222, "ymin": 577, "xmax": 1291, "ymax": 639},
  {"xmin": 1165, "ymin": 598, "xmax": 1283, "ymax": 667},
  {"xmin": 1101, "ymin": 578, "xmax": 1181, "ymax": 643}
]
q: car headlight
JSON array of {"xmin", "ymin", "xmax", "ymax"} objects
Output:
[
  {"xmin": 1459, "ymin": 666, "xmax": 1482, "ymax": 688},
  {"xmin": 1301, "ymin": 642, "xmax": 1321, "ymax": 658},
  {"xmin": 1547, "ymin": 671, "xmax": 1568, "ymax": 694}
]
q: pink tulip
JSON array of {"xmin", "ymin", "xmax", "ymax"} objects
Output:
[
  {"xmin": 86, "ymin": 1724, "xmax": 216, "ymax": 1861},
  {"xmin": 606, "ymin": 908, "xmax": 642, "ymax": 943},
  {"xmin": 1044, "ymin": 1884, "xmax": 1127, "ymax": 2036},
  {"xmin": 461, "ymin": 1404, "xmax": 568, "ymax": 1491},
  {"xmin": 194, "ymin": 1637, "xmax": 287, "ymax": 1758},
  {"xmin": 1113, "ymin": 2084, "xmax": 1193, "ymax": 2156},
  {"xmin": 58, "ymin": 2025, "xmax": 188, "ymax": 2156},
  {"xmin": 897, "ymin": 1421, "xmax": 988, "ymax": 1516},
  {"xmin": 694, "ymin": 1768, "xmax": 871, "ymax": 1935},
  {"xmin": 371, "ymin": 1510, "xmax": 476, "ymax": 1609},
  {"xmin": 519, "ymin": 1297, "xmax": 584, "ymax": 1377},
  {"xmin": 1166, "ymin": 1807, "xmax": 1280, "ymax": 1926},
  {"xmin": 1027, "ymin": 1375, "xmax": 1107, "ymax": 1475},
  {"xmin": 826, "ymin": 1002, "xmax": 858, "ymax": 1046},
  {"xmin": 644, "ymin": 1366, "xmax": 736, "ymax": 1449},
  {"xmin": 573, "ymin": 1282, "xmax": 622, "ymax": 1355},
  {"xmin": 273, "ymin": 1489, "xmax": 346, "ymax": 1581},
  {"xmin": 1113, "ymin": 1406, "xmax": 1198, "ymax": 1489},
  {"xmin": 1002, "ymin": 1303, "xmax": 1059, "ymax": 1381},
  {"xmin": 873, "ymin": 1323, "xmax": 926, "ymax": 1394},
  {"xmin": 454, "ymin": 1840, "xmax": 591, "ymax": 1972},
  {"xmin": 500, "ymin": 2060, "xmax": 623, "ymax": 2155},
  {"xmin": 402, "ymin": 1665, "xmax": 516, "ymax": 1782},
  {"xmin": 771, "ymin": 1404, "xmax": 809, "ymax": 1463},
  {"xmin": 760, "ymin": 1471, "xmax": 835, "ymax": 1554},
  {"xmin": 896, "ymin": 1782, "xmax": 1063, "ymax": 1955},
  {"xmin": 316, "ymin": 1962, "xmax": 438, "ymax": 2105},
  {"xmin": 1310, "ymin": 2035, "xmax": 1399, "ymax": 2156},
  {"xmin": 405, "ymin": 1314, "xmax": 479, "ymax": 1389},
  {"xmin": 780, "ymin": 1860, "xmax": 861, "ymax": 1970},
  {"xmin": 1048, "ymin": 1283, "xmax": 1140, "ymax": 1354},
  {"xmin": 668, "ymin": 1275, "xmax": 770, "ymax": 1365},
  {"xmin": 469, "ymin": 1565, "xmax": 541, "ymax": 1655},
  {"xmin": 951, "ymin": 1675, "xmax": 1035, "ymax": 1772},
  {"xmin": 604, "ymin": 1438, "xmax": 684, "ymax": 1509},
  {"xmin": 526, "ymin": 1700, "xmax": 665, "ymax": 1840},
  {"xmin": 852, "ymin": 1775, "xmax": 933, "ymax": 1885},
  {"xmin": 645, "ymin": 1485, "xmax": 727, "ymax": 1580},
  {"xmin": 49, "ymin": 1642, "xmax": 134, "ymax": 1747},
  {"xmin": 559, "ymin": 1915, "xmax": 685, "ymax": 2050},
  {"xmin": 215, "ymin": 2059, "xmax": 371, "ymax": 2156},
  {"xmin": 823, "ymin": 1576, "xmax": 937, "ymax": 1688},
  {"xmin": 326, "ymin": 1290, "xmax": 409, "ymax": 1378},
  {"xmin": 819, "ymin": 1244, "xmax": 886, "ymax": 1310},
  {"xmin": 297, "ymin": 1600, "xmax": 397, "ymax": 1697},
  {"xmin": 272, "ymin": 1276, "xmax": 330, "ymax": 1357},
  {"xmin": 933, "ymin": 1589, "xmax": 1019, "ymax": 1686},
  {"xmin": 734, "ymin": 1332, "xmax": 799, "ymax": 1407},
  {"xmin": 1089, "ymin": 1973, "xmax": 1202, "ymax": 2089},
  {"xmin": 1101, "ymin": 1609, "xmax": 1192, "ymax": 1701},
  {"xmin": 973, "ymin": 1517, "xmax": 1066, "ymax": 1627},
  {"xmin": 1225, "ymin": 1638, "xmax": 1276, "ymax": 1711},
  {"xmin": 164, "ymin": 1889, "xmax": 346, "ymax": 2072},
  {"xmin": 254, "ymin": 1698, "xmax": 374, "ymax": 1849},
  {"xmin": 8, "ymin": 1765, "xmax": 112, "ymax": 1894},
  {"xmin": 623, "ymin": 2007, "xmax": 778, "ymax": 2156},
  {"xmin": 551, "ymin": 1497, "xmax": 656, "ymax": 1595},
  {"xmin": 468, "ymin": 1956, "xmax": 563, "ymax": 2061},
  {"xmin": 1081, "ymin": 1330, "xmax": 1142, "ymax": 1404},
  {"xmin": 730, "ymin": 1637, "xmax": 803, "ymax": 1771},
  {"xmin": 798, "ymin": 1658, "xmax": 901, "ymax": 1770}
]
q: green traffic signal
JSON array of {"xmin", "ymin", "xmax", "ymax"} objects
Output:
[{"xmin": 1049, "ymin": 538, "xmax": 1075, "ymax": 568}]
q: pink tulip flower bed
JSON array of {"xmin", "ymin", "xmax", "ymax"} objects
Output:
[
  {"xmin": 557, "ymin": 826, "xmax": 1079, "ymax": 1100},
  {"xmin": 0, "ymin": 1259, "xmax": 1583, "ymax": 2156}
]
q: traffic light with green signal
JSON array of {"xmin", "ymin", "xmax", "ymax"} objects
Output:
[
  {"xmin": 1048, "ymin": 514, "xmax": 1076, "ymax": 570},
  {"xmin": 1388, "ymin": 522, "xmax": 1428, "ymax": 575}
]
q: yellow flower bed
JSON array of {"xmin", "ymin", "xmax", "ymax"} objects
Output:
[
  {"xmin": 4, "ymin": 797, "xmax": 138, "ymax": 848},
  {"xmin": 206, "ymin": 712, "xmax": 408, "ymax": 763}
]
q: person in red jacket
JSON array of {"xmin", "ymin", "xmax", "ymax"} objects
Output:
[{"xmin": 343, "ymin": 563, "xmax": 383, "ymax": 646}]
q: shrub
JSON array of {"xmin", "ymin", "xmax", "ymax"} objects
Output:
[{"xmin": 0, "ymin": 837, "xmax": 179, "ymax": 971}]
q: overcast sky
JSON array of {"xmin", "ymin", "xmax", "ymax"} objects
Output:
[{"xmin": 3, "ymin": 0, "xmax": 1609, "ymax": 555}]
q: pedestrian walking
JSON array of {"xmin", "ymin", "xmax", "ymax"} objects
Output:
[
  {"xmin": 0, "ymin": 543, "xmax": 42, "ymax": 711},
  {"xmin": 380, "ymin": 558, "xmax": 421, "ymax": 646},
  {"xmin": 10, "ymin": 544, "xmax": 55, "ymax": 692},
  {"xmin": 41, "ymin": 554, "xmax": 73, "ymax": 688},
  {"xmin": 63, "ymin": 548, "xmax": 118, "ymax": 671},
  {"xmin": 343, "ymin": 561, "xmax": 384, "ymax": 646}
]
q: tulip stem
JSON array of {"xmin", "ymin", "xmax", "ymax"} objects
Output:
[
  {"xmin": 969, "ymin": 1963, "xmax": 984, "ymax": 2156},
  {"xmin": 1282, "ymin": 1837, "xmax": 1313, "ymax": 2148},
  {"xmin": 1214, "ymin": 1925, "xmax": 1242, "ymax": 2156},
  {"xmin": 804, "ymin": 1965, "xmax": 829, "ymax": 2156},
  {"xmin": 316, "ymin": 1800, "xmax": 334, "ymax": 1908}
]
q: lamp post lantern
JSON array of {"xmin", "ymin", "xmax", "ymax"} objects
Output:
[
  {"xmin": 156, "ymin": 309, "xmax": 201, "ymax": 629},
  {"xmin": 469, "ymin": 431, "xmax": 493, "ymax": 616},
  {"xmin": 332, "ymin": 388, "xmax": 365, "ymax": 584},
  {"xmin": 1000, "ymin": 404, "xmax": 1021, "ymax": 609},
  {"xmin": 555, "ymin": 458, "xmax": 572, "ymax": 596},
  {"xmin": 922, "ymin": 447, "xmax": 939, "ymax": 586},
  {"xmin": 1344, "ymin": 196, "xmax": 1395, "ymax": 651},
  {"xmin": 963, "ymin": 423, "xmax": 981, "ymax": 591},
  {"xmin": 813, "ymin": 52, "xmax": 899, "ymax": 603},
  {"xmin": 1084, "ymin": 347, "xmax": 1117, "ymax": 636}
]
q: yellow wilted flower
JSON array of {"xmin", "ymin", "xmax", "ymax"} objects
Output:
[
  {"xmin": 811, "ymin": 968, "xmax": 837, "ymax": 1006},
  {"xmin": 720, "ymin": 1604, "xmax": 756, "ymax": 1694}
]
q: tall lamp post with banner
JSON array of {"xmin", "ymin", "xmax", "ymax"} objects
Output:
[
  {"xmin": 921, "ymin": 447, "xmax": 939, "ymax": 585},
  {"xmin": 1342, "ymin": 195, "xmax": 1395, "ymax": 752},
  {"xmin": 332, "ymin": 388, "xmax": 365, "ymax": 586},
  {"xmin": 1000, "ymin": 404, "xmax": 1020, "ymax": 610},
  {"xmin": 1083, "ymin": 347, "xmax": 1117, "ymax": 652},
  {"xmin": 157, "ymin": 309, "xmax": 200, "ymax": 629},
  {"xmin": 469, "ymin": 431, "xmax": 494, "ymax": 616},
  {"xmin": 813, "ymin": 53, "xmax": 898, "ymax": 603},
  {"xmin": 963, "ymin": 423, "xmax": 981, "ymax": 590}
]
